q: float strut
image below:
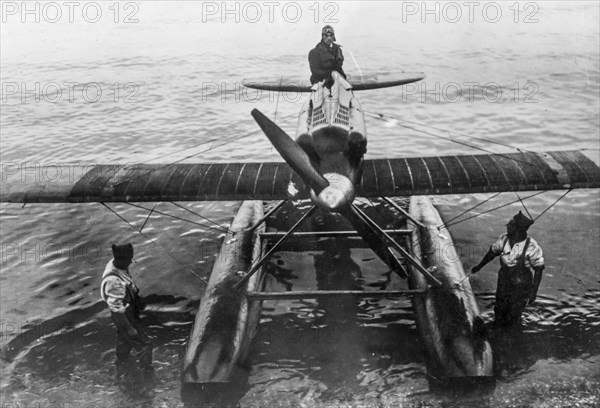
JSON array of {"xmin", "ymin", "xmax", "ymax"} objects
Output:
[
  {"xmin": 247, "ymin": 289, "xmax": 426, "ymax": 300},
  {"xmin": 248, "ymin": 200, "xmax": 287, "ymax": 233},
  {"xmin": 381, "ymin": 197, "xmax": 425, "ymax": 228},
  {"xmin": 352, "ymin": 203, "xmax": 441, "ymax": 286},
  {"xmin": 235, "ymin": 205, "xmax": 317, "ymax": 291}
]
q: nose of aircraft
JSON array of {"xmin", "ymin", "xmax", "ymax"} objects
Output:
[{"xmin": 310, "ymin": 173, "xmax": 355, "ymax": 211}]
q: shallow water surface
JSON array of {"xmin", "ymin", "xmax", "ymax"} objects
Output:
[{"xmin": 1, "ymin": 2, "xmax": 599, "ymax": 407}]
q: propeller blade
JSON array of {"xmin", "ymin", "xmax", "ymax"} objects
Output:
[
  {"xmin": 251, "ymin": 109, "xmax": 329, "ymax": 194},
  {"xmin": 339, "ymin": 204, "xmax": 408, "ymax": 278}
]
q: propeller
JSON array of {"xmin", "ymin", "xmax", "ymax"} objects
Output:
[
  {"xmin": 251, "ymin": 108, "xmax": 407, "ymax": 278},
  {"xmin": 251, "ymin": 109, "xmax": 329, "ymax": 194},
  {"xmin": 339, "ymin": 204, "xmax": 407, "ymax": 277}
]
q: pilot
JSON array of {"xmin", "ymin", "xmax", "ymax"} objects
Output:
[
  {"xmin": 100, "ymin": 243, "xmax": 153, "ymax": 375},
  {"xmin": 308, "ymin": 25, "xmax": 346, "ymax": 85},
  {"xmin": 471, "ymin": 211, "xmax": 545, "ymax": 326}
]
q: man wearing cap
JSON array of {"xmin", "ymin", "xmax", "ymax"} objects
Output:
[
  {"xmin": 308, "ymin": 25, "xmax": 346, "ymax": 85},
  {"xmin": 101, "ymin": 243, "xmax": 153, "ymax": 374},
  {"xmin": 471, "ymin": 211, "xmax": 545, "ymax": 326}
]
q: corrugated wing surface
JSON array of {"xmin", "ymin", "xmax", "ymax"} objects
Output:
[{"xmin": 1, "ymin": 151, "xmax": 598, "ymax": 203}]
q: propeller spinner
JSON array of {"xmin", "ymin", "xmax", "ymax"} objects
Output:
[{"xmin": 251, "ymin": 108, "xmax": 355, "ymax": 212}]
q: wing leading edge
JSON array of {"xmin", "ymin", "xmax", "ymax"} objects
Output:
[
  {"xmin": 242, "ymin": 72, "xmax": 426, "ymax": 92},
  {"xmin": 1, "ymin": 151, "xmax": 598, "ymax": 204}
]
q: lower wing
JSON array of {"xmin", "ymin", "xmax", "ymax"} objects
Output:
[{"xmin": 1, "ymin": 150, "xmax": 598, "ymax": 203}]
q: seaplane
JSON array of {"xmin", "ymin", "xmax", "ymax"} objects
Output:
[{"xmin": 2, "ymin": 70, "xmax": 599, "ymax": 401}]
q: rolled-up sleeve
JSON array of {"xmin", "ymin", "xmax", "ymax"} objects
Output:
[
  {"xmin": 490, "ymin": 234, "xmax": 507, "ymax": 255},
  {"xmin": 103, "ymin": 276, "xmax": 127, "ymax": 313},
  {"xmin": 526, "ymin": 240, "xmax": 545, "ymax": 268}
]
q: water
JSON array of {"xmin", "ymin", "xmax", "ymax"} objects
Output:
[{"xmin": 1, "ymin": 1, "xmax": 599, "ymax": 407}]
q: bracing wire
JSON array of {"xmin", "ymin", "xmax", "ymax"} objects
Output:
[
  {"xmin": 139, "ymin": 202, "xmax": 159, "ymax": 233},
  {"xmin": 273, "ymin": 76, "xmax": 283, "ymax": 123},
  {"xmin": 130, "ymin": 133, "xmax": 256, "ymax": 166},
  {"xmin": 114, "ymin": 131, "xmax": 260, "ymax": 187},
  {"xmin": 362, "ymin": 110, "xmax": 581, "ymax": 229},
  {"xmin": 443, "ymin": 190, "xmax": 547, "ymax": 228},
  {"xmin": 435, "ymin": 189, "xmax": 570, "ymax": 230},
  {"xmin": 363, "ymin": 110, "xmax": 540, "ymax": 168},
  {"xmin": 515, "ymin": 192, "xmax": 533, "ymax": 219},
  {"xmin": 114, "ymin": 112, "xmax": 297, "ymax": 187},
  {"xmin": 169, "ymin": 201, "xmax": 230, "ymax": 233},
  {"xmin": 125, "ymin": 202, "xmax": 228, "ymax": 233},
  {"xmin": 440, "ymin": 192, "xmax": 502, "ymax": 228},
  {"xmin": 346, "ymin": 48, "xmax": 365, "ymax": 83},
  {"xmin": 364, "ymin": 110, "xmax": 537, "ymax": 154},
  {"xmin": 534, "ymin": 189, "xmax": 572, "ymax": 222},
  {"xmin": 100, "ymin": 202, "xmax": 208, "ymax": 285}
]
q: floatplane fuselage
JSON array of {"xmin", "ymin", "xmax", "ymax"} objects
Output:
[
  {"xmin": 251, "ymin": 71, "xmax": 365, "ymax": 213},
  {"xmin": 250, "ymin": 72, "xmax": 413, "ymax": 277},
  {"xmin": 294, "ymin": 71, "xmax": 366, "ymax": 211}
]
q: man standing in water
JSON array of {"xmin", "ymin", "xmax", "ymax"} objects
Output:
[
  {"xmin": 308, "ymin": 25, "xmax": 346, "ymax": 85},
  {"xmin": 471, "ymin": 212, "xmax": 545, "ymax": 326},
  {"xmin": 101, "ymin": 243, "xmax": 153, "ymax": 375}
]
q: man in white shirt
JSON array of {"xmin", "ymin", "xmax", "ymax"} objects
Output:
[
  {"xmin": 101, "ymin": 243, "xmax": 153, "ymax": 374},
  {"xmin": 471, "ymin": 211, "xmax": 545, "ymax": 326}
]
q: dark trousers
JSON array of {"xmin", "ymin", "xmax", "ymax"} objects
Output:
[
  {"xmin": 111, "ymin": 311, "xmax": 152, "ymax": 370},
  {"xmin": 495, "ymin": 266, "xmax": 533, "ymax": 326}
]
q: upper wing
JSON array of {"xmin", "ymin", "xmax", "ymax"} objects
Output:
[
  {"xmin": 347, "ymin": 72, "xmax": 427, "ymax": 91},
  {"xmin": 241, "ymin": 77, "xmax": 312, "ymax": 93},
  {"xmin": 241, "ymin": 72, "xmax": 426, "ymax": 92},
  {"xmin": 1, "ymin": 151, "xmax": 598, "ymax": 203}
]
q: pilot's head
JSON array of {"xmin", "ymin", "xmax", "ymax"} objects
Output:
[{"xmin": 321, "ymin": 25, "xmax": 336, "ymax": 45}]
